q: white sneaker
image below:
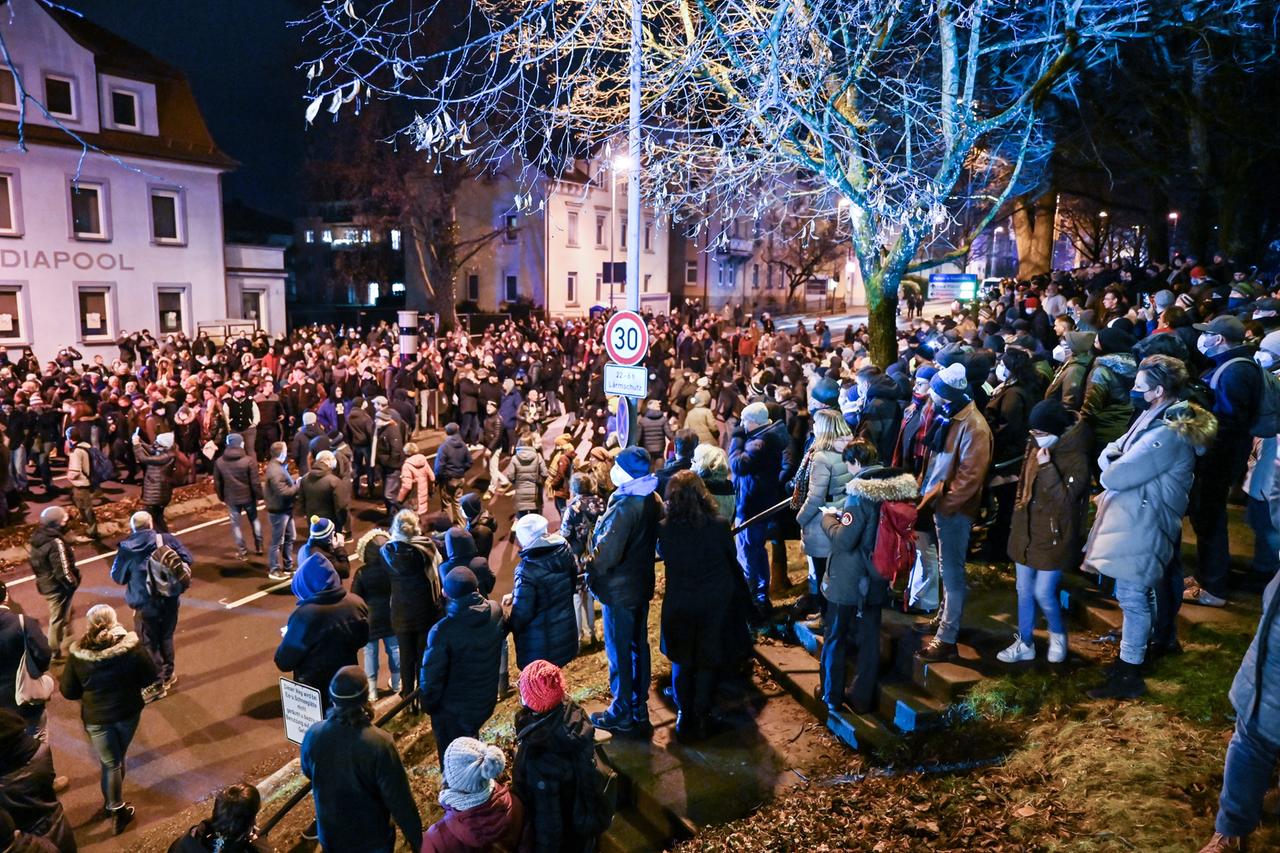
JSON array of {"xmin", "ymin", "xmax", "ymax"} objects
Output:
[
  {"xmin": 368, "ymin": 688, "xmax": 379, "ymax": 703},
  {"xmin": 997, "ymin": 637, "xmax": 1036, "ymax": 663},
  {"xmin": 1047, "ymin": 632, "xmax": 1068, "ymax": 663},
  {"xmin": 1183, "ymin": 584, "xmax": 1227, "ymax": 607},
  {"xmin": 267, "ymin": 570, "xmax": 291, "ymax": 582}
]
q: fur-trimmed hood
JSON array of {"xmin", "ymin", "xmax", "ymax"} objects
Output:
[
  {"xmin": 357, "ymin": 527, "xmax": 390, "ymax": 563},
  {"xmin": 845, "ymin": 467, "xmax": 919, "ymax": 502},
  {"xmin": 69, "ymin": 630, "xmax": 139, "ymax": 662},
  {"xmin": 1162, "ymin": 400, "xmax": 1218, "ymax": 451}
]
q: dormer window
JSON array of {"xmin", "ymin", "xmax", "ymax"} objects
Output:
[
  {"xmin": 110, "ymin": 89, "xmax": 138, "ymax": 130},
  {"xmin": 44, "ymin": 75, "xmax": 74, "ymax": 118}
]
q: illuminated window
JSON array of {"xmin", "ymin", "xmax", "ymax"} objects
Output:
[
  {"xmin": 390, "ymin": 228, "xmax": 401, "ymax": 250},
  {"xmin": 321, "ymin": 229, "xmax": 333, "ymax": 243},
  {"xmin": 304, "ymin": 230, "xmax": 314, "ymax": 243}
]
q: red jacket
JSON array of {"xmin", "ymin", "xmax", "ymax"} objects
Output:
[{"xmin": 422, "ymin": 783, "xmax": 527, "ymax": 853}]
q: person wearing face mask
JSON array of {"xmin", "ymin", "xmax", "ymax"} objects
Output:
[
  {"xmin": 1080, "ymin": 327, "xmax": 1138, "ymax": 464},
  {"xmin": 983, "ymin": 348, "xmax": 1041, "ymax": 561},
  {"xmin": 1084, "ymin": 356, "xmax": 1218, "ymax": 699},
  {"xmin": 1187, "ymin": 315, "xmax": 1264, "ymax": 608},
  {"xmin": 1242, "ymin": 330, "xmax": 1280, "ymax": 583},
  {"xmin": 997, "ymin": 399, "xmax": 1090, "ymax": 664},
  {"xmin": 1045, "ymin": 331, "xmax": 1096, "ymax": 412},
  {"xmin": 1020, "ymin": 296, "xmax": 1055, "ymax": 351},
  {"xmin": 915, "ymin": 363, "xmax": 993, "ymax": 662}
]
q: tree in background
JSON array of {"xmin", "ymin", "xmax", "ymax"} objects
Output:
[{"xmin": 760, "ymin": 208, "xmax": 846, "ymax": 311}]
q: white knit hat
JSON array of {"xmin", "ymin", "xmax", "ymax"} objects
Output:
[
  {"xmin": 439, "ymin": 737, "xmax": 505, "ymax": 812},
  {"xmin": 512, "ymin": 514, "xmax": 550, "ymax": 549}
]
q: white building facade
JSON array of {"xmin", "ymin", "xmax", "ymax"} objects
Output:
[{"xmin": 0, "ymin": 0, "xmax": 284, "ymax": 357}]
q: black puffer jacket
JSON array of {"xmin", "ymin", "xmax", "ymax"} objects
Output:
[
  {"xmin": 213, "ymin": 446, "xmax": 262, "ymax": 507},
  {"xmin": 635, "ymin": 410, "xmax": 673, "ymax": 457},
  {"xmin": 27, "ymin": 524, "xmax": 79, "ymax": 597},
  {"xmin": 417, "ymin": 592, "xmax": 504, "ymax": 723},
  {"xmin": 352, "ymin": 530, "xmax": 394, "ymax": 641},
  {"xmin": 513, "ymin": 702, "xmax": 603, "ymax": 853},
  {"xmin": 134, "ymin": 441, "xmax": 176, "ymax": 505},
  {"xmin": 508, "ymin": 537, "xmax": 579, "ymax": 669},
  {"xmin": 59, "ymin": 630, "xmax": 158, "ymax": 725},
  {"xmin": 0, "ymin": 734, "xmax": 75, "ymax": 852},
  {"xmin": 380, "ymin": 539, "xmax": 444, "ymax": 634}
]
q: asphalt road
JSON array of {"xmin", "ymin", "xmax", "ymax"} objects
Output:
[{"xmin": 3, "ymin": 428, "xmax": 538, "ymax": 851}]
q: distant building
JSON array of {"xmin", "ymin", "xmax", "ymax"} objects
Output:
[
  {"xmin": 0, "ymin": 0, "xmax": 286, "ymax": 356},
  {"xmin": 293, "ymin": 202, "xmax": 405, "ymax": 307}
]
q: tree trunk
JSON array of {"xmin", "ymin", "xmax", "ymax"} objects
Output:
[
  {"xmin": 1012, "ymin": 191, "xmax": 1055, "ymax": 278},
  {"xmin": 865, "ymin": 270, "xmax": 898, "ymax": 368}
]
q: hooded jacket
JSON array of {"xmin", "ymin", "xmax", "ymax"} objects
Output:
[
  {"xmin": 795, "ymin": 446, "xmax": 854, "ymax": 559},
  {"xmin": 1084, "ymin": 401, "xmax": 1217, "ymax": 587},
  {"xmin": 417, "ymin": 591, "xmax": 505, "ymax": 723},
  {"xmin": 1044, "ymin": 334, "xmax": 1095, "ymax": 411},
  {"xmin": 821, "ymin": 467, "xmax": 919, "ymax": 609},
  {"xmin": 274, "ymin": 552, "xmax": 369, "ymax": 694},
  {"xmin": 587, "ymin": 474, "xmax": 661, "ymax": 608},
  {"xmin": 729, "ymin": 419, "xmax": 790, "ymax": 521},
  {"xmin": 683, "ymin": 399, "xmax": 719, "ymax": 446},
  {"xmin": 512, "ymin": 702, "xmax": 600, "ymax": 853},
  {"xmin": 110, "ymin": 529, "xmax": 194, "ymax": 613},
  {"xmin": 851, "ymin": 376, "xmax": 903, "ymax": 465},
  {"xmin": 213, "ymin": 445, "xmax": 262, "ymax": 508},
  {"xmin": 27, "ymin": 523, "xmax": 79, "ymax": 597},
  {"xmin": 504, "ymin": 446, "xmax": 549, "ymax": 513},
  {"xmin": 60, "ymin": 629, "xmax": 158, "ymax": 725},
  {"xmin": 1081, "ymin": 352, "xmax": 1138, "ymax": 452},
  {"xmin": 1007, "ymin": 417, "xmax": 1092, "ymax": 571},
  {"xmin": 422, "ymin": 783, "xmax": 526, "ymax": 853},
  {"xmin": 437, "ymin": 528, "xmax": 478, "ymax": 581},
  {"xmin": 134, "ymin": 440, "xmax": 176, "ymax": 505},
  {"xmin": 352, "ymin": 530, "xmax": 394, "ymax": 641},
  {"xmin": 397, "ymin": 452, "xmax": 435, "ymax": 515},
  {"xmin": 508, "ymin": 536, "xmax": 579, "ymax": 668},
  {"xmin": 434, "ymin": 433, "xmax": 473, "ymax": 480}
]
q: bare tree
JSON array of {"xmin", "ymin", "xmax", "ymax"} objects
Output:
[{"xmin": 761, "ymin": 211, "xmax": 846, "ymax": 310}]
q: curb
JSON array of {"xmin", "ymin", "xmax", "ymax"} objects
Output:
[{"xmin": 255, "ymin": 757, "xmax": 302, "ymax": 804}]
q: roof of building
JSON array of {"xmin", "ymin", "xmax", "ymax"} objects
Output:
[{"xmin": 0, "ymin": 3, "xmax": 237, "ymax": 170}]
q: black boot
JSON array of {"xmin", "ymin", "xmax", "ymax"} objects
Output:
[{"xmin": 1087, "ymin": 659, "xmax": 1147, "ymax": 700}]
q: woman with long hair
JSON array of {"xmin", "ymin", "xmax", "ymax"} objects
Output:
[
  {"xmin": 659, "ymin": 471, "xmax": 750, "ymax": 741},
  {"xmin": 168, "ymin": 783, "xmax": 269, "ymax": 852},
  {"xmin": 791, "ymin": 408, "xmax": 853, "ymax": 620},
  {"xmin": 379, "ymin": 509, "xmax": 443, "ymax": 709}
]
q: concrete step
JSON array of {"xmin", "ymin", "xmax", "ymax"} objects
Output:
[
  {"xmin": 877, "ymin": 681, "xmax": 951, "ymax": 734},
  {"xmin": 599, "ymin": 808, "xmax": 669, "ymax": 853}
]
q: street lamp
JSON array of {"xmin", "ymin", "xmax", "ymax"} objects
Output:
[
  {"xmin": 1168, "ymin": 211, "xmax": 1179, "ymax": 258},
  {"xmin": 1098, "ymin": 211, "xmax": 1110, "ymax": 263},
  {"xmin": 609, "ymin": 151, "xmax": 634, "ymax": 309}
]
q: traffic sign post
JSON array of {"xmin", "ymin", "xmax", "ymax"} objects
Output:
[
  {"xmin": 604, "ymin": 363, "xmax": 649, "ymax": 398},
  {"xmin": 602, "ymin": 310, "xmax": 650, "ymax": 448},
  {"xmin": 603, "ymin": 310, "xmax": 649, "ymax": 366}
]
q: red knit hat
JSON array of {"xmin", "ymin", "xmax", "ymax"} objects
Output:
[{"xmin": 518, "ymin": 660, "xmax": 566, "ymax": 713}]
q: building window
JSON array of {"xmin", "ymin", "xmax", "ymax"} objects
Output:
[
  {"xmin": 391, "ymin": 282, "xmax": 405, "ymax": 294},
  {"xmin": 643, "ymin": 221, "xmax": 653, "ymax": 252},
  {"xmin": 156, "ymin": 286, "xmax": 186, "ymax": 334},
  {"xmin": 566, "ymin": 211, "xmax": 579, "ymax": 246},
  {"xmin": 467, "ymin": 273, "xmax": 479, "ymax": 302},
  {"xmin": 504, "ymin": 214, "xmax": 518, "ymax": 242},
  {"xmin": 0, "ymin": 286, "xmax": 25, "ymax": 341},
  {"xmin": 368, "ymin": 282, "xmax": 380, "ymax": 303},
  {"xmin": 595, "ymin": 274, "xmax": 603, "ymax": 302},
  {"xmin": 620, "ymin": 217, "xmax": 628, "ymax": 249},
  {"xmin": 360, "ymin": 228, "xmax": 372, "ymax": 244},
  {"xmin": 390, "ymin": 228, "xmax": 401, "ymax": 251},
  {"xmin": 595, "ymin": 215, "xmax": 606, "ymax": 248},
  {"xmin": 0, "ymin": 69, "xmax": 16, "ymax": 109},
  {"xmin": 109, "ymin": 89, "xmax": 138, "ymax": 129},
  {"xmin": 321, "ymin": 229, "xmax": 333, "ymax": 243},
  {"xmin": 45, "ymin": 75, "xmax": 74, "ymax": 117},
  {"xmin": 643, "ymin": 273, "xmax": 651, "ymax": 293},
  {"xmin": 752, "ymin": 264, "xmax": 760, "ymax": 289},
  {"xmin": 304, "ymin": 230, "xmax": 314, "ymax": 244},
  {"xmin": 504, "ymin": 273, "xmax": 518, "ymax": 302},
  {"xmin": 149, "ymin": 189, "xmax": 183, "ymax": 244},
  {"xmin": 76, "ymin": 285, "xmax": 113, "ymax": 341},
  {"xmin": 69, "ymin": 181, "xmax": 107, "ymax": 240},
  {"xmin": 0, "ymin": 174, "xmax": 18, "ymax": 236},
  {"xmin": 241, "ymin": 290, "xmax": 264, "ymax": 325},
  {"xmin": 566, "ymin": 271, "xmax": 577, "ymax": 304},
  {"xmin": 686, "ymin": 260, "xmax": 698, "ymax": 284}
]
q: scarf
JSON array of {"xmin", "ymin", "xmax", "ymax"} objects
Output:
[
  {"xmin": 439, "ymin": 780, "xmax": 495, "ymax": 812},
  {"xmin": 923, "ymin": 398, "xmax": 964, "ymax": 453}
]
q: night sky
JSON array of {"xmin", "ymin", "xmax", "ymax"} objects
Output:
[{"xmin": 77, "ymin": 0, "xmax": 313, "ymax": 219}]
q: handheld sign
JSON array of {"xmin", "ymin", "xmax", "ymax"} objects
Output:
[
  {"xmin": 604, "ymin": 363, "xmax": 649, "ymax": 398},
  {"xmin": 280, "ymin": 678, "xmax": 324, "ymax": 745},
  {"xmin": 603, "ymin": 310, "xmax": 649, "ymax": 367}
]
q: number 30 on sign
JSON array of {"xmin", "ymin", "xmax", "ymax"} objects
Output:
[{"xmin": 603, "ymin": 310, "xmax": 649, "ymax": 366}]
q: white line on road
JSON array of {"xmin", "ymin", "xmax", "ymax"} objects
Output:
[{"xmin": 219, "ymin": 551, "xmax": 364, "ymax": 610}]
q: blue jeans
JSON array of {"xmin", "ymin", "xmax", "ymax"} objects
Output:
[
  {"xmin": 227, "ymin": 503, "xmax": 261, "ymax": 553},
  {"xmin": 934, "ymin": 512, "xmax": 972, "ymax": 644},
  {"xmin": 268, "ymin": 512, "xmax": 296, "ymax": 572},
  {"xmin": 1113, "ymin": 579, "xmax": 1153, "ymax": 665},
  {"xmin": 10, "ymin": 443, "xmax": 27, "ymax": 491},
  {"xmin": 735, "ymin": 520, "xmax": 771, "ymax": 611},
  {"xmin": 1247, "ymin": 496, "xmax": 1280, "ymax": 576},
  {"xmin": 601, "ymin": 602, "xmax": 650, "ymax": 724},
  {"xmin": 363, "ymin": 636, "xmax": 401, "ymax": 692},
  {"xmin": 1015, "ymin": 564, "xmax": 1064, "ymax": 639},
  {"xmin": 1216, "ymin": 715, "xmax": 1280, "ymax": 837},
  {"xmin": 821, "ymin": 601, "xmax": 882, "ymax": 711},
  {"xmin": 84, "ymin": 714, "xmax": 140, "ymax": 810}
]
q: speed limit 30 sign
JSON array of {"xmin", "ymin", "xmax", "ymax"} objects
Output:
[{"xmin": 603, "ymin": 310, "xmax": 649, "ymax": 367}]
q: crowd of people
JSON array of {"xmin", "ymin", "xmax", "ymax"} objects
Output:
[{"xmin": 3, "ymin": 251, "xmax": 1280, "ymax": 851}]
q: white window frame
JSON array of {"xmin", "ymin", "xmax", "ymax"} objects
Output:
[
  {"xmin": 503, "ymin": 214, "xmax": 519, "ymax": 243},
  {"xmin": 68, "ymin": 178, "xmax": 109, "ymax": 241},
  {"xmin": 148, "ymin": 186, "xmax": 185, "ymax": 245},
  {"xmin": 566, "ymin": 271, "xmax": 578, "ymax": 305},
  {"xmin": 44, "ymin": 73, "xmax": 76, "ymax": 119},
  {"xmin": 240, "ymin": 287, "xmax": 267, "ymax": 328},
  {"xmin": 107, "ymin": 87, "xmax": 140, "ymax": 131},
  {"xmin": 0, "ymin": 66, "xmax": 18, "ymax": 111},
  {"xmin": 595, "ymin": 214, "xmax": 607, "ymax": 248},
  {"xmin": 155, "ymin": 283, "xmax": 190, "ymax": 335},
  {"xmin": 685, "ymin": 260, "xmax": 698, "ymax": 285},
  {"xmin": 0, "ymin": 282, "xmax": 33, "ymax": 346},
  {"xmin": 0, "ymin": 171, "xmax": 23, "ymax": 237},
  {"xmin": 566, "ymin": 209, "xmax": 580, "ymax": 247},
  {"xmin": 643, "ymin": 220, "xmax": 653, "ymax": 252},
  {"xmin": 73, "ymin": 282, "xmax": 117, "ymax": 343}
]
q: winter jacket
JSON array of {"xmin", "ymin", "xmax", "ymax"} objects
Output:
[
  {"xmin": 547, "ymin": 448, "xmax": 576, "ymax": 501},
  {"xmin": 1204, "ymin": 345, "xmax": 1264, "ymax": 440},
  {"xmin": 422, "ymin": 783, "xmax": 526, "ymax": 853},
  {"xmin": 397, "ymin": 453, "xmax": 435, "ymax": 516},
  {"xmin": 1045, "ymin": 351, "xmax": 1094, "ymax": 412},
  {"xmin": 28, "ymin": 524, "xmax": 79, "ymax": 597},
  {"xmin": 499, "ymin": 391, "xmax": 522, "ymax": 429},
  {"xmin": 653, "ymin": 455, "xmax": 692, "ymax": 499},
  {"xmin": 274, "ymin": 553, "xmax": 369, "ymax": 697},
  {"xmin": 59, "ymin": 630, "xmax": 157, "ymax": 725},
  {"xmin": 701, "ymin": 473, "xmax": 736, "ymax": 521},
  {"xmin": 658, "ymin": 516, "xmax": 751, "ymax": 668},
  {"xmin": 683, "ymin": 404, "xmax": 719, "ymax": 447},
  {"xmin": 795, "ymin": 447, "xmax": 853, "ymax": 559},
  {"xmin": 919, "ymin": 401, "xmax": 993, "ymax": 519},
  {"xmin": 109, "ymin": 530, "xmax": 194, "ymax": 614},
  {"xmin": 0, "ymin": 607, "xmax": 51, "ymax": 716},
  {"xmin": 587, "ymin": 474, "xmax": 661, "ymax": 609},
  {"xmin": 985, "ymin": 381, "xmax": 1037, "ymax": 466},
  {"xmin": 0, "ymin": 737, "xmax": 75, "ymax": 852},
  {"xmin": 1229, "ymin": 568, "xmax": 1280, "ymax": 739},
  {"xmin": 821, "ymin": 467, "xmax": 918, "ymax": 609},
  {"xmin": 265, "ymin": 458, "xmax": 300, "ymax": 513},
  {"xmin": 213, "ymin": 446, "xmax": 262, "ymax": 508},
  {"xmin": 467, "ymin": 512, "xmax": 497, "ymax": 560},
  {"xmin": 508, "ymin": 537, "xmax": 579, "ymax": 669},
  {"xmin": 1007, "ymin": 418, "xmax": 1092, "ymax": 571},
  {"xmin": 1081, "ymin": 353, "xmax": 1138, "ymax": 453},
  {"xmin": 65, "ymin": 443, "xmax": 91, "ymax": 489},
  {"xmin": 380, "ymin": 539, "xmax": 444, "ymax": 634},
  {"xmin": 728, "ymin": 419, "xmax": 790, "ymax": 521},
  {"xmin": 298, "ymin": 462, "xmax": 346, "ymax": 525},
  {"xmin": 291, "ymin": 423, "xmax": 325, "ymax": 470},
  {"xmin": 345, "ymin": 406, "xmax": 375, "ymax": 448},
  {"xmin": 513, "ymin": 702, "xmax": 601, "ymax": 853},
  {"xmin": 1245, "ymin": 435, "xmax": 1280, "ymax": 529},
  {"xmin": 167, "ymin": 822, "xmax": 270, "ymax": 853},
  {"xmin": 418, "ymin": 592, "xmax": 505, "ymax": 723},
  {"xmin": 560, "ymin": 495, "xmax": 605, "ymax": 558},
  {"xmin": 300, "ymin": 717, "xmax": 423, "ymax": 853},
  {"xmin": 438, "ymin": 528, "xmax": 479, "ymax": 581},
  {"xmin": 134, "ymin": 441, "xmax": 176, "ymax": 505},
  {"xmin": 374, "ymin": 418, "xmax": 406, "ymax": 469},
  {"xmin": 456, "ymin": 377, "xmax": 481, "ymax": 416},
  {"xmin": 298, "ymin": 537, "xmax": 352, "ymax": 581},
  {"xmin": 852, "ymin": 377, "xmax": 902, "ymax": 465},
  {"xmin": 352, "ymin": 530, "xmax": 394, "ymax": 641},
  {"xmin": 1083, "ymin": 401, "xmax": 1217, "ymax": 587},
  {"xmin": 636, "ymin": 410, "xmax": 673, "ymax": 458},
  {"xmin": 434, "ymin": 434, "xmax": 473, "ymax": 481},
  {"xmin": 504, "ymin": 447, "xmax": 548, "ymax": 513}
]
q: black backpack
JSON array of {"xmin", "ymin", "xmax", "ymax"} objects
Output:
[
  {"xmin": 571, "ymin": 747, "xmax": 618, "ymax": 838},
  {"xmin": 145, "ymin": 534, "xmax": 191, "ymax": 598}
]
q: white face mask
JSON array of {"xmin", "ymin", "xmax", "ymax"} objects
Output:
[
  {"xmin": 609, "ymin": 463, "xmax": 632, "ymax": 488},
  {"xmin": 1256, "ymin": 351, "xmax": 1277, "ymax": 370},
  {"xmin": 1034, "ymin": 434, "xmax": 1058, "ymax": 448},
  {"xmin": 995, "ymin": 364, "xmax": 1010, "ymax": 382},
  {"xmin": 1052, "ymin": 344, "xmax": 1070, "ymax": 364},
  {"xmin": 1197, "ymin": 334, "xmax": 1220, "ymax": 356}
]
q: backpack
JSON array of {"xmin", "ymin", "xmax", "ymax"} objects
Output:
[
  {"xmin": 87, "ymin": 446, "xmax": 114, "ymax": 486},
  {"xmin": 871, "ymin": 500, "xmax": 918, "ymax": 585},
  {"xmin": 146, "ymin": 534, "xmax": 192, "ymax": 598},
  {"xmin": 571, "ymin": 748, "xmax": 618, "ymax": 838},
  {"xmin": 1210, "ymin": 357, "xmax": 1280, "ymax": 438}
]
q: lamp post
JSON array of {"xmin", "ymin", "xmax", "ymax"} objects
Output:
[
  {"xmin": 1099, "ymin": 210, "xmax": 1110, "ymax": 264},
  {"xmin": 1168, "ymin": 211, "xmax": 1179, "ymax": 258},
  {"xmin": 608, "ymin": 152, "xmax": 634, "ymax": 310}
]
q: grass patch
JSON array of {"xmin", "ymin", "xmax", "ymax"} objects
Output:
[{"xmin": 1145, "ymin": 623, "xmax": 1254, "ymax": 725}]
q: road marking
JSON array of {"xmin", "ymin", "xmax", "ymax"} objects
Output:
[{"xmin": 219, "ymin": 551, "xmax": 364, "ymax": 610}]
